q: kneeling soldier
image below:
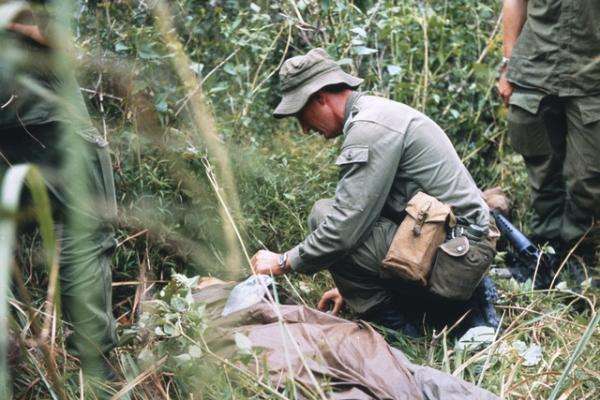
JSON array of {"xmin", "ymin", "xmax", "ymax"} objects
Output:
[{"xmin": 251, "ymin": 48, "xmax": 499, "ymax": 336}]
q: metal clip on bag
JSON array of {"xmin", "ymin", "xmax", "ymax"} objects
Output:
[{"xmin": 382, "ymin": 192, "xmax": 456, "ymax": 286}]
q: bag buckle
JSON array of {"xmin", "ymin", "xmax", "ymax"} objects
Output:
[{"xmin": 412, "ymin": 201, "xmax": 432, "ymax": 236}]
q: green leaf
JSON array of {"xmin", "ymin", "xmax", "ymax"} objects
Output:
[
  {"xmin": 170, "ymin": 295, "xmax": 187, "ymax": 312},
  {"xmin": 223, "ymin": 63, "xmax": 237, "ymax": 76},
  {"xmin": 234, "ymin": 332, "xmax": 252, "ymax": 354},
  {"xmin": 163, "ymin": 323, "xmax": 180, "ymax": 337},
  {"xmin": 188, "ymin": 345, "xmax": 203, "ymax": 358},
  {"xmin": 353, "ymin": 46, "xmax": 377, "ymax": 56},
  {"xmin": 350, "ymin": 27, "xmax": 367, "ymax": 38},
  {"xmin": 115, "ymin": 42, "xmax": 129, "ymax": 52},
  {"xmin": 174, "ymin": 353, "xmax": 191, "ymax": 365},
  {"xmin": 386, "ymin": 65, "xmax": 402, "ymax": 75},
  {"xmin": 137, "ymin": 43, "xmax": 160, "ymax": 60},
  {"xmin": 189, "ymin": 62, "xmax": 204, "ymax": 76}
]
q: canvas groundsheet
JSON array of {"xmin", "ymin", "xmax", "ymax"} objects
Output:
[{"xmin": 194, "ymin": 280, "xmax": 499, "ymax": 400}]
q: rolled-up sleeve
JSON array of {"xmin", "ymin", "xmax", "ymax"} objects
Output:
[{"xmin": 288, "ymin": 121, "xmax": 404, "ymax": 274}]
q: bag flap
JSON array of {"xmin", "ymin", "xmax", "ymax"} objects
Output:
[
  {"xmin": 335, "ymin": 145, "xmax": 369, "ymax": 166},
  {"xmin": 405, "ymin": 191, "xmax": 453, "ymax": 223},
  {"xmin": 439, "ymin": 236, "xmax": 469, "ymax": 257}
]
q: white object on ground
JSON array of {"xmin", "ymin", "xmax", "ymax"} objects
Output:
[
  {"xmin": 555, "ymin": 281, "xmax": 569, "ymax": 291},
  {"xmin": 221, "ymin": 275, "xmax": 273, "ymax": 316},
  {"xmin": 455, "ymin": 326, "xmax": 496, "ymax": 351},
  {"xmin": 512, "ymin": 340, "xmax": 542, "ymax": 367}
]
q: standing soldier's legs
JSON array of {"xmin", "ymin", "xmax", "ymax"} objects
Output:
[
  {"xmin": 0, "ymin": 124, "xmax": 117, "ymax": 376},
  {"xmin": 562, "ymin": 98, "xmax": 600, "ymax": 263},
  {"xmin": 507, "ymin": 95, "xmax": 567, "ymax": 244},
  {"xmin": 57, "ymin": 134, "xmax": 118, "ymax": 375}
]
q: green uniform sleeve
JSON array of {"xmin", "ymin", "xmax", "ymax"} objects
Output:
[{"xmin": 288, "ymin": 121, "xmax": 404, "ymax": 274}]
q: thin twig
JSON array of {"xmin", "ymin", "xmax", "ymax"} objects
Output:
[
  {"xmin": 550, "ymin": 227, "xmax": 592, "ymax": 289},
  {"xmin": 174, "ymin": 49, "xmax": 240, "ymax": 117}
]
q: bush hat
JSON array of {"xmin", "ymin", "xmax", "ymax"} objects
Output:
[{"xmin": 273, "ymin": 48, "xmax": 363, "ymax": 118}]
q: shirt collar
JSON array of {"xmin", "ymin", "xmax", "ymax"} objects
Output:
[{"xmin": 343, "ymin": 91, "xmax": 362, "ymax": 126}]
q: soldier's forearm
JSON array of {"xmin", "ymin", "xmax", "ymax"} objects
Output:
[
  {"xmin": 502, "ymin": 0, "xmax": 527, "ymax": 58},
  {"xmin": 7, "ymin": 23, "xmax": 49, "ymax": 47}
]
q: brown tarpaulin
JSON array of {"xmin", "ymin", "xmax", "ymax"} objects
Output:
[{"xmin": 195, "ymin": 282, "xmax": 499, "ymax": 400}]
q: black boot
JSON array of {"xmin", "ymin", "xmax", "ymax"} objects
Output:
[
  {"xmin": 448, "ymin": 277, "xmax": 500, "ymax": 338},
  {"xmin": 556, "ymin": 239, "xmax": 597, "ymax": 288},
  {"xmin": 364, "ymin": 302, "xmax": 422, "ymax": 338},
  {"xmin": 468, "ymin": 277, "xmax": 500, "ymax": 329}
]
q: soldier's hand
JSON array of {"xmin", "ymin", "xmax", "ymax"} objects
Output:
[
  {"xmin": 250, "ymin": 249, "xmax": 285, "ymax": 276},
  {"xmin": 497, "ymin": 70, "xmax": 514, "ymax": 107},
  {"xmin": 318, "ymin": 287, "xmax": 344, "ymax": 315},
  {"xmin": 7, "ymin": 23, "xmax": 49, "ymax": 47}
]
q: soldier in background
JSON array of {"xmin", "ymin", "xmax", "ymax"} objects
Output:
[
  {"xmin": 498, "ymin": 0, "xmax": 600, "ymax": 276},
  {"xmin": 0, "ymin": 0, "xmax": 118, "ymax": 381}
]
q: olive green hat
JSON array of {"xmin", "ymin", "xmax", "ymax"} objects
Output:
[{"xmin": 273, "ymin": 48, "xmax": 363, "ymax": 118}]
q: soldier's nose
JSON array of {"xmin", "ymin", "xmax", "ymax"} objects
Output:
[{"xmin": 299, "ymin": 119, "xmax": 310, "ymax": 134}]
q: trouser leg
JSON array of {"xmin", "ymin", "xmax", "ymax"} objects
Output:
[
  {"xmin": 507, "ymin": 96, "xmax": 567, "ymax": 242},
  {"xmin": 562, "ymin": 98, "xmax": 600, "ymax": 250},
  {"xmin": 0, "ymin": 124, "xmax": 118, "ymax": 372},
  {"xmin": 56, "ymin": 135, "xmax": 118, "ymax": 371},
  {"xmin": 308, "ymin": 198, "xmax": 397, "ymax": 314}
]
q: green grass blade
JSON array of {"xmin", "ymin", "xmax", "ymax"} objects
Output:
[
  {"xmin": 548, "ymin": 310, "xmax": 600, "ymax": 400},
  {"xmin": 0, "ymin": 164, "xmax": 57, "ymax": 400}
]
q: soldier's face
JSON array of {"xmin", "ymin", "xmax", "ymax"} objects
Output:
[{"xmin": 297, "ymin": 94, "xmax": 342, "ymax": 139}]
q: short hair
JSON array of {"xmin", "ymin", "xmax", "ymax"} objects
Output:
[{"xmin": 319, "ymin": 83, "xmax": 353, "ymax": 94}]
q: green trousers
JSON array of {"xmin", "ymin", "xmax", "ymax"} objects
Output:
[
  {"xmin": 308, "ymin": 198, "xmax": 397, "ymax": 314},
  {"xmin": 507, "ymin": 90, "xmax": 600, "ymax": 245},
  {"xmin": 0, "ymin": 123, "xmax": 117, "ymax": 369}
]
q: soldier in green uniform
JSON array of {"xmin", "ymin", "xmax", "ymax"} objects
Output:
[
  {"xmin": 0, "ymin": 1, "xmax": 117, "ymax": 379},
  {"xmin": 498, "ymin": 0, "xmax": 600, "ymax": 271},
  {"xmin": 251, "ymin": 48, "xmax": 499, "ymax": 335}
]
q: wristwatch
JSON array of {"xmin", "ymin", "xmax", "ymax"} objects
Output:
[
  {"xmin": 278, "ymin": 252, "xmax": 290, "ymax": 273},
  {"xmin": 498, "ymin": 57, "xmax": 510, "ymax": 73}
]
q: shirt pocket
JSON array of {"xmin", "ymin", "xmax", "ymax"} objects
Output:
[
  {"xmin": 335, "ymin": 145, "xmax": 369, "ymax": 165},
  {"xmin": 334, "ymin": 145, "xmax": 369, "ymax": 211}
]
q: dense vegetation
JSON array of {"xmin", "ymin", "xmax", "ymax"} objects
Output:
[{"xmin": 7, "ymin": 0, "xmax": 598, "ymax": 399}]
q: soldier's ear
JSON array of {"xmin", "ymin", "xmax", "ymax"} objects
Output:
[{"xmin": 313, "ymin": 92, "xmax": 326, "ymax": 106}]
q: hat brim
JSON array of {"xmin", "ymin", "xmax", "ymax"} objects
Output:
[{"xmin": 273, "ymin": 70, "xmax": 363, "ymax": 119}]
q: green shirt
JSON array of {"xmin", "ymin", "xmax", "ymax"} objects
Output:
[
  {"xmin": 0, "ymin": 30, "xmax": 100, "ymax": 143},
  {"xmin": 0, "ymin": 30, "xmax": 59, "ymax": 129},
  {"xmin": 507, "ymin": 0, "xmax": 600, "ymax": 96},
  {"xmin": 288, "ymin": 93, "xmax": 490, "ymax": 274}
]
